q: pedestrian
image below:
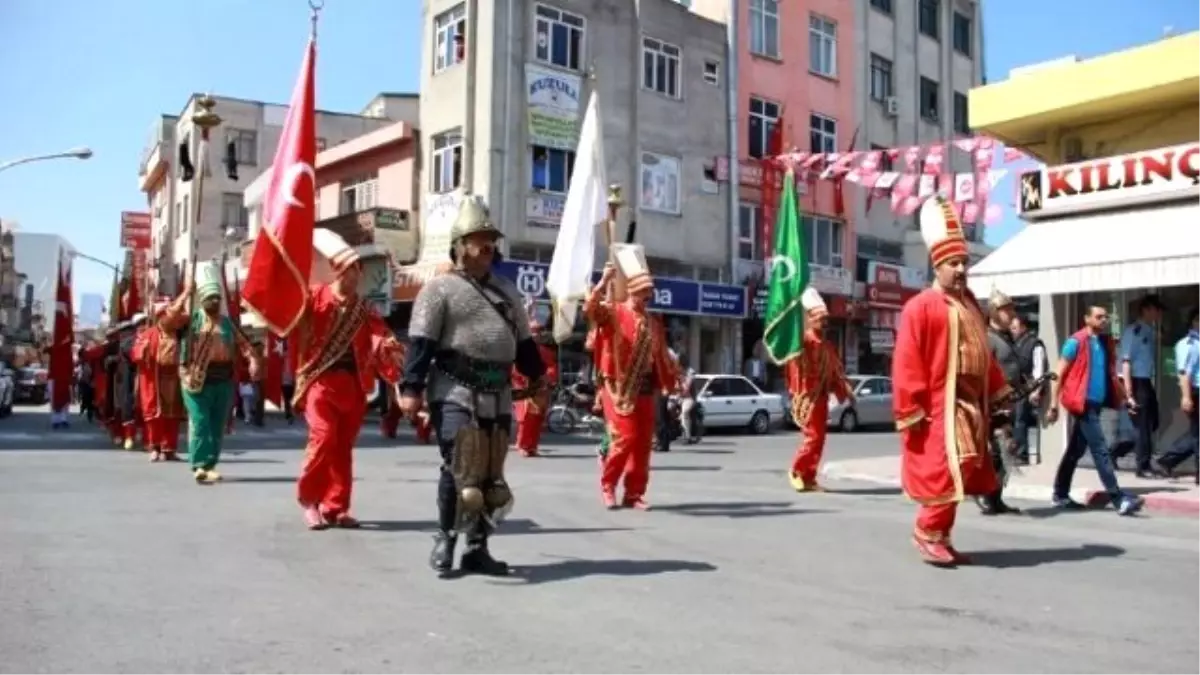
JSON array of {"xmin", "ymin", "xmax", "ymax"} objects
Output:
[
  {"xmin": 1045, "ymin": 305, "xmax": 1143, "ymax": 516},
  {"xmin": 1116, "ymin": 294, "xmax": 1167, "ymax": 477},
  {"xmin": 1010, "ymin": 313, "xmax": 1047, "ymax": 463},
  {"xmin": 1155, "ymin": 308, "xmax": 1199, "ymax": 478},
  {"xmin": 132, "ymin": 298, "xmax": 186, "ymax": 463},
  {"xmin": 980, "ymin": 287, "xmax": 1023, "ymax": 515},
  {"xmin": 679, "ymin": 358, "xmax": 699, "ymax": 443},
  {"xmin": 77, "ymin": 354, "xmax": 95, "ymax": 423},
  {"xmin": 512, "ymin": 309, "xmax": 559, "ymax": 457},
  {"xmin": 891, "ymin": 196, "xmax": 1014, "ymax": 567}
]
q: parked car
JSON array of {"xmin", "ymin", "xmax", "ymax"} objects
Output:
[
  {"xmin": 692, "ymin": 374, "xmax": 785, "ymax": 434},
  {"xmin": 14, "ymin": 366, "xmax": 48, "ymax": 405},
  {"xmin": 829, "ymin": 375, "xmax": 894, "ymax": 432},
  {"xmin": 0, "ymin": 363, "xmax": 14, "ymax": 417}
]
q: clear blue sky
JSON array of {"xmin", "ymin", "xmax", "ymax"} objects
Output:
[{"xmin": 0, "ymin": 0, "xmax": 1196, "ymax": 302}]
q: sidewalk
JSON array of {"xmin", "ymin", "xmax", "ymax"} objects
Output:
[{"xmin": 820, "ymin": 455, "xmax": 1200, "ymax": 517}]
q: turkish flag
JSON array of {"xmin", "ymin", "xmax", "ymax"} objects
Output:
[
  {"xmin": 264, "ymin": 332, "xmax": 284, "ymax": 408},
  {"xmin": 49, "ymin": 251, "xmax": 74, "ymax": 412},
  {"xmin": 242, "ymin": 35, "xmax": 317, "ymax": 337}
]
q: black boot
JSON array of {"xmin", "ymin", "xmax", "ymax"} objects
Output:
[
  {"xmin": 429, "ymin": 531, "xmax": 457, "ymax": 576},
  {"xmin": 460, "ymin": 539, "xmax": 509, "ymax": 576},
  {"xmin": 976, "ymin": 493, "xmax": 1001, "ymax": 515}
]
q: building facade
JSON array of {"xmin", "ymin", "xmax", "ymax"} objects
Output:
[
  {"xmin": 419, "ymin": 0, "xmax": 739, "ymax": 374},
  {"xmin": 10, "ymin": 232, "xmax": 74, "ymax": 341}
]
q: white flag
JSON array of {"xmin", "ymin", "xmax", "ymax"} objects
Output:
[{"xmin": 546, "ymin": 91, "xmax": 607, "ymax": 344}]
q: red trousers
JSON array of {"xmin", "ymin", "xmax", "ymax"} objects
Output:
[
  {"xmin": 915, "ymin": 503, "xmax": 958, "ymax": 542},
  {"xmin": 415, "ymin": 414, "xmax": 432, "ymax": 444},
  {"xmin": 145, "ymin": 418, "xmax": 181, "ymax": 452},
  {"xmin": 380, "ymin": 403, "xmax": 401, "ymax": 438},
  {"xmin": 298, "ymin": 370, "xmax": 367, "ymax": 516},
  {"xmin": 122, "ymin": 417, "xmax": 143, "ymax": 443},
  {"xmin": 600, "ymin": 392, "xmax": 655, "ymax": 499},
  {"xmin": 513, "ymin": 401, "xmax": 545, "ymax": 451},
  {"xmin": 790, "ymin": 399, "xmax": 830, "ymax": 486}
]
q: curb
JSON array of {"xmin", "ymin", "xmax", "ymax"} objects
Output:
[{"xmin": 819, "ymin": 464, "xmax": 1199, "ymax": 518}]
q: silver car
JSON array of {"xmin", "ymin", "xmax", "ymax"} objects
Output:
[{"xmin": 827, "ymin": 375, "xmax": 894, "ymax": 432}]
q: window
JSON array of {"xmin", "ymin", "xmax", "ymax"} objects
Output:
[
  {"xmin": 433, "ymin": 4, "xmax": 467, "ymax": 73},
  {"xmin": 530, "ymin": 146, "xmax": 576, "ymax": 194},
  {"xmin": 952, "ymin": 12, "xmax": 972, "ymax": 56},
  {"xmin": 226, "ymin": 128, "xmax": 257, "ymax": 166},
  {"xmin": 869, "ymin": 54, "xmax": 893, "ymax": 101},
  {"xmin": 703, "ymin": 60, "xmax": 720, "ymax": 86},
  {"xmin": 726, "ymin": 377, "xmax": 759, "ymax": 396},
  {"xmin": 871, "ymin": 143, "xmax": 894, "ymax": 171},
  {"xmin": 639, "ymin": 152, "xmax": 681, "ymax": 215},
  {"xmin": 809, "ymin": 113, "xmax": 837, "ymax": 154},
  {"xmin": 869, "ymin": 0, "xmax": 892, "ymax": 14},
  {"xmin": 747, "ymin": 96, "xmax": 781, "ymax": 159},
  {"xmin": 339, "ymin": 175, "xmax": 379, "ymax": 214},
  {"xmin": 748, "ymin": 0, "xmax": 779, "ymax": 58},
  {"xmin": 642, "ymin": 37, "xmax": 681, "ymax": 98},
  {"xmin": 805, "ymin": 216, "xmax": 844, "ymax": 268},
  {"xmin": 737, "ymin": 203, "xmax": 761, "ymax": 260},
  {"xmin": 918, "ymin": 0, "xmax": 940, "ymax": 40},
  {"xmin": 534, "ymin": 4, "xmax": 584, "ymax": 71},
  {"xmin": 953, "ymin": 92, "xmax": 970, "ymax": 135},
  {"xmin": 919, "ymin": 77, "xmax": 940, "ymax": 122},
  {"xmin": 316, "ymin": 137, "xmax": 327, "ymax": 152},
  {"xmin": 431, "ymin": 131, "xmax": 463, "ymax": 193},
  {"xmin": 808, "ymin": 14, "xmax": 837, "ymax": 78},
  {"xmin": 221, "ymin": 192, "xmax": 248, "ymax": 230}
]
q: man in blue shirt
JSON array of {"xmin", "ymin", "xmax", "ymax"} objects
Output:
[
  {"xmin": 1116, "ymin": 294, "xmax": 1166, "ymax": 477},
  {"xmin": 1156, "ymin": 308, "xmax": 1200, "ymax": 478}
]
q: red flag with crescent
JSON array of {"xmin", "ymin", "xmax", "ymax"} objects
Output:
[
  {"xmin": 242, "ymin": 35, "xmax": 317, "ymax": 337},
  {"xmin": 49, "ymin": 251, "xmax": 74, "ymax": 412}
]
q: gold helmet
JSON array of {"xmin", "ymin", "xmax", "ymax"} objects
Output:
[
  {"xmin": 450, "ymin": 196, "xmax": 504, "ymax": 243},
  {"xmin": 989, "ymin": 286, "xmax": 1014, "ymax": 310}
]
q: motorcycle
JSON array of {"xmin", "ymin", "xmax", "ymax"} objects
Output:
[
  {"xmin": 545, "ymin": 383, "xmax": 606, "ymax": 436},
  {"xmin": 652, "ymin": 397, "xmax": 705, "ymax": 452}
]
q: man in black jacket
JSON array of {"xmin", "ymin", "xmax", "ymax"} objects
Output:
[
  {"xmin": 1011, "ymin": 314, "xmax": 1046, "ymax": 464},
  {"xmin": 982, "ymin": 288, "xmax": 1022, "ymax": 515}
]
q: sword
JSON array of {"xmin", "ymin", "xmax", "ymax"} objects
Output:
[{"xmin": 990, "ymin": 372, "xmax": 1058, "ymax": 479}]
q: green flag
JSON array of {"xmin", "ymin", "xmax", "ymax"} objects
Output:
[{"xmin": 762, "ymin": 169, "xmax": 809, "ymax": 365}]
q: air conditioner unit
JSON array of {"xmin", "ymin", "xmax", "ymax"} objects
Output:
[{"xmin": 885, "ymin": 97, "xmax": 900, "ymax": 117}]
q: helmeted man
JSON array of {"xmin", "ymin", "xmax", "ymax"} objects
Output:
[
  {"xmin": 584, "ymin": 245, "xmax": 679, "ymax": 510},
  {"xmin": 981, "ymin": 286, "xmax": 1023, "ymax": 515},
  {"xmin": 161, "ymin": 263, "xmax": 262, "ymax": 484},
  {"xmin": 398, "ymin": 196, "xmax": 547, "ymax": 577},
  {"xmin": 785, "ymin": 287, "xmax": 853, "ymax": 493},
  {"xmin": 133, "ymin": 297, "xmax": 187, "ymax": 462},
  {"xmin": 891, "ymin": 196, "xmax": 1013, "ymax": 567},
  {"xmin": 512, "ymin": 308, "xmax": 559, "ymax": 457},
  {"xmin": 292, "ymin": 229, "xmax": 405, "ymax": 530}
]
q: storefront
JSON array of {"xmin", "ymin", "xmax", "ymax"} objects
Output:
[
  {"xmin": 860, "ymin": 261, "xmax": 926, "ymax": 376},
  {"xmin": 969, "ymin": 142, "xmax": 1200, "ymax": 464},
  {"xmin": 494, "ymin": 258, "xmax": 748, "ymax": 380}
]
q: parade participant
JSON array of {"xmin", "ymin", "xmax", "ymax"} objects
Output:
[
  {"xmin": 133, "ymin": 298, "xmax": 186, "ymax": 462},
  {"xmin": 162, "ymin": 264, "xmax": 262, "ymax": 484},
  {"xmin": 291, "ymin": 230, "xmax": 404, "ymax": 530},
  {"xmin": 118, "ymin": 315, "xmax": 148, "ymax": 450},
  {"xmin": 785, "ymin": 287, "xmax": 853, "ymax": 493},
  {"xmin": 584, "ymin": 248, "xmax": 678, "ymax": 511},
  {"xmin": 891, "ymin": 196, "xmax": 1013, "ymax": 567},
  {"xmin": 101, "ymin": 330, "xmax": 123, "ymax": 444},
  {"xmin": 981, "ymin": 287, "xmax": 1023, "ymax": 515},
  {"xmin": 398, "ymin": 196, "xmax": 546, "ymax": 577},
  {"xmin": 79, "ymin": 337, "xmax": 108, "ymax": 426},
  {"xmin": 512, "ymin": 305, "xmax": 559, "ymax": 457}
]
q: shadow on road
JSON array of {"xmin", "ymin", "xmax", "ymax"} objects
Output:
[
  {"xmin": 652, "ymin": 500, "xmax": 829, "ymax": 519},
  {"xmin": 505, "ymin": 557, "xmax": 718, "ymax": 585},
  {"xmin": 967, "ymin": 543, "xmax": 1126, "ymax": 569},
  {"xmin": 357, "ymin": 518, "xmax": 632, "ymax": 537},
  {"xmin": 652, "ymin": 465, "xmax": 723, "ymax": 472},
  {"xmin": 825, "ymin": 485, "xmax": 903, "ymax": 496},
  {"xmin": 222, "ymin": 476, "xmax": 311, "ymax": 484}
]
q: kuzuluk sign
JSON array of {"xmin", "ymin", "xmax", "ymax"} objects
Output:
[{"xmin": 496, "ymin": 259, "xmax": 747, "ymax": 319}]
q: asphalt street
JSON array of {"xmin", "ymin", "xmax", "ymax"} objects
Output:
[{"xmin": 1, "ymin": 407, "xmax": 1196, "ymax": 674}]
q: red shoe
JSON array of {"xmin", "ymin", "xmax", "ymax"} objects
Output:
[
  {"xmin": 302, "ymin": 506, "xmax": 327, "ymax": 531},
  {"xmin": 912, "ymin": 536, "xmax": 956, "ymax": 567},
  {"xmin": 602, "ymin": 491, "xmax": 619, "ymax": 510},
  {"xmin": 622, "ymin": 496, "xmax": 650, "ymax": 511},
  {"xmin": 518, "ymin": 448, "xmax": 539, "ymax": 458},
  {"xmin": 331, "ymin": 513, "xmax": 361, "ymax": 529},
  {"xmin": 161, "ymin": 451, "xmax": 182, "ymax": 462}
]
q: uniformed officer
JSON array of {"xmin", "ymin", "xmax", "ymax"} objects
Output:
[
  {"xmin": 1117, "ymin": 294, "xmax": 1166, "ymax": 477},
  {"xmin": 1155, "ymin": 309, "xmax": 1199, "ymax": 478}
]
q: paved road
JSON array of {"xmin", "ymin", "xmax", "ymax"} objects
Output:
[{"xmin": 1, "ymin": 407, "xmax": 1196, "ymax": 673}]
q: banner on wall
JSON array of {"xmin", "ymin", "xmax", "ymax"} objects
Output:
[{"xmin": 526, "ymin": 63, "xmax": 582, "ymax": 150}]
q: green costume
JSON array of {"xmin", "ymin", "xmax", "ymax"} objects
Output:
[
  {"xmin": 180, "ymin": 270, "xmax": 238, "ymax": 473},
  {"xmin": 598, "ymin": 428, "xmax": 611, "ymax": 458}
]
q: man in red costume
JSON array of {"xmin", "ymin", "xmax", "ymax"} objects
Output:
[
  {"xmin": 133, "ymin": 298, "xmax": 186, "ymax": 462},
  {"xmin": 584, "ymin": 245, "xmax": 678, "ymax": 510},
  {"xmin": 79, "ymin": 336, "xmax": 108, "ymax": 427},
  {"xmin": 785, "ymin": 287, "xmax": 853, "ymax": 492},
  {"xmin": 292, "ymin": 230, "xmax": 404, "ymax": 530},
  {"xmin": 512, "ymin": 309, "xmax": 559, "ymax": 457},
  {"xmin": 892, "ymin": 196, "xmax": 1013, "ymax": 567}
]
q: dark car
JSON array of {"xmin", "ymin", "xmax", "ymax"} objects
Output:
[{"xmin": 15, "ymin": 366, "xmax": 48, "ymax": 405}]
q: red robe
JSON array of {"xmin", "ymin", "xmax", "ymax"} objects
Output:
[
  {"xmin": 81, "ymin": 344, "xmax": 109, "ymax": 425},
  {"xmin": 784, "ymin": 332, "xmax": 852, "ymax": 488},
  {"xmin": 513, "ymin": 342, "xmax": 559, "ymax": 455},
  {"xmin": 132, "ymin": 319, "xmax": 185, "ymax": 453},
  {"xmin": 293, "ymin": 285, "xmax": 400, "ymax": 517}
]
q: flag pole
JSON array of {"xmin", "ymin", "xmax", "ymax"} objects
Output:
[
  {"xmin": 604, "ymin": 185, "xmax": 627, "ymax": 302},
  {"xmin": 178, "ymin": 95, "xmax": 222, "ymax": 366}
]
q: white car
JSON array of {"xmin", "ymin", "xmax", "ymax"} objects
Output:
[{"xmin": 691, "ymin": 374, "xmax": 786, "ymax": 434}]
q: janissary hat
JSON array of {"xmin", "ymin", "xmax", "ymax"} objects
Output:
[
  {"xmin": 919, "ymin": 195, "xmax": 969, "ymax": 268},
  {"xmin": 196, "ymin": 261, "xmax": 224, "ymax": 302},
  {"xmin": 989, "ymin": 286, "xmax": 1014, "ymax": 309},
  {"xmin": 611, "ymin": 243, "xmax": 654, "ymax": 297},
  {"xmin": 800, "ymin": 287, "xmax": 828, "ymax": 319},
  {"xmin": 313, "ymin": 228, "xmax": 360, "ymax": 276}
]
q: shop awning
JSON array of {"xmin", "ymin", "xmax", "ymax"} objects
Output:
[{"xmin": 968, "ymin": 201, "xmax": 1200, "ymax": 298}]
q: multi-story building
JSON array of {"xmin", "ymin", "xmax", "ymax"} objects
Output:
[
  {"xmin": 11, "ymin": 232, "xmax": 74, "ymax": 339},
  {"xmin": 0, "ymin": 221, "xmax": 17, "ymax": 334},
  {"xmin": 419, "ymin": 0, "xmax": 741, "ymax": 373},
  {"xmin": 137, "ymin": 94, "xmax": 412, "ymax": 294}
]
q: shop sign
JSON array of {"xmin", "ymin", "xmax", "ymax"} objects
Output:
[
  {"xmin": 869, "ymin": 329, "xmax": 895, "ymax": 352},
  {"xmin": 1019, "ymin": 142, "xmax": 1200, "ymax": 219},
  {"xmin": 119, "ymin": 211, "xmax": 152, "ymax": 250},
  {"xmin": 494, "ymin": 259, "xmax": 746, "ymax": 319},
  {"xmin": 810, "ymin": 264, "xmax": 853, "ymax": 296},
  {"xmin": 865, "ymin": 260, "xmax": 924, "ymax": 309},
  {"xmin": 526, "ymin": 194, "xmax": 565, "ymax": 228}
]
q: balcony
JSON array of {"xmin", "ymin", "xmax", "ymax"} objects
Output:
[{"xmin": 138, "ymin": 117, "xmax": 176, "ymax": 193}]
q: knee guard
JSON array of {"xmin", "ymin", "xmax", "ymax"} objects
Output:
[
  {"xmin": 450, "ymin": 426, "xmax": 493, "ymax": 531},
  {"xmin": 483, "ymin": 427, "xmax": 514, "ymax": 523}
]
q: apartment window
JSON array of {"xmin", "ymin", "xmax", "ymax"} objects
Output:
[
  {"xmin": 952, "ymin": 12, "xmax": 973, "ymax": 56},
  {"xmin": 809, "ymin": 113, "xmax": 837, "ymax": 154},
  {"xmin": 806, "ymin": 216, "xmax": 844, "ymax": 268},
  {"xmin": 953, "ymin": 92, "xmax": 970, "ymax": 135},
  {"xmin": 434, "ymin": 4, "xmax": 467, "ymax": 73},
  {"xmin": 918, "ymin": 0, "xmax": 940, "ymax": 40},
  {"xmin": 702, "ymin": 60, "xmax": 720, "ymax": 86},
  {"xmin": 920, "ymin": 77, "xmax": 940, "ymax": 122},
  {"xmin": 534, "ymin": 4, "xmax": 585, "ymax": 71},
  {"xmin": 531, "ymin": 146, "xmax": 576, "ymax": 194},
  {"xmin": 639, "ymin": 152, "xmax": 681, "ymax": 215},
  {"xmin": 737, "ymin": 203, "xmax": 762, "ymax": 260},
  {"xmin": 869, "ymin": 0, "xmax": 892, "ymax": 14},
  {"xmin": 869, "ymin": 54, "xmax": 893, "ymax": 101},
  {"xmin": 339, "ymin": 175, "xmax": 379, "ymax": 214},
  {"xmin": 808, "ymin": 14, "xmax": 837, "ymax": 78},
  {"xmin": 316, "ymin": 137, "xmax": 328, "ymax": 152},
  {"xmin": 747, "ymin": 96, "xmax": 781, "ymax": 159},
  {"xmin": 642, "ymin": 37, "xmax": 681, "ymax": 98},
  {"xmin": 431, "ymin": 130, "xmax": 463, "ymax": 193},
  {"xmin": 871, "ymin": 143, "xmax": 894, "ymax": 171},
  {"xmin": 748, "ymin": 0, "xmax": 779, "ymax": 58},
  {"xmin": 226, "ymin": 128, "xmax": 257, "ymax": 166},
  {"xmin": 221, "ymin": 192, "xmax": 248, "ymax": 230}
]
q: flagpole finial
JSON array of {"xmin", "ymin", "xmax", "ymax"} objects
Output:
[
  {"xmin": 607, "ymin": 184, "xmax": 623, "ymax": 207},
  {"xmin": 192, "ymin": 94, "xmax": 222, "ymax": 134},
  {"xmin": 309, "ymin": 0, "xmax": 323, "ymax": 37}
]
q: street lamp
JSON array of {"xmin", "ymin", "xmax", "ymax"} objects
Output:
[
  {"xmin": 70, "ymin": 251, "xmax": 119, "ymax": 275},
  {"xmin": 0, "ymin": 147, "xmax": 93, "ymax": 174}
]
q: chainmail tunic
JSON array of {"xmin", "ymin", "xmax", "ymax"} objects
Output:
[{"xmin": 409, "ymin": 272, "xmax": 532, "ymax": 418}]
